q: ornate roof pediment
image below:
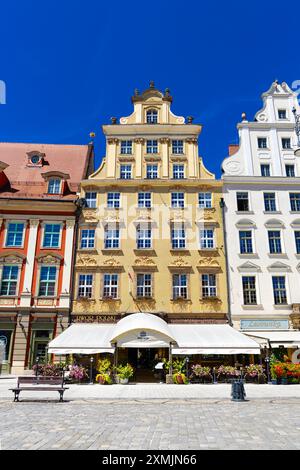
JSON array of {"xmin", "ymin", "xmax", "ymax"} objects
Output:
[
  {"xmin": 0, "ymin": 252, "xmax": 25, "ymax": 265},
  {"xmin": 237, "ymin": 261, "xmax": 261, "ymax": 272},
  {"xmin": 267, "ymin": 262, "xmax": 291, "ymax": 272},
  {"xmin": 197, "ymin": 258, "xmax": 221, "ymax": 271},
  {"xmin": 36, "ymin": 252, "xmax": 62, "ymax": 265},
  {"xmin": 76, "ymin": 255, "xmax": 98, "ymax": 267}
]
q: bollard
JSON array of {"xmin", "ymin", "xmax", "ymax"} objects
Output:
[{"xmin": 231, "ymin": 379, "xmax": 247, "ymax": 402}]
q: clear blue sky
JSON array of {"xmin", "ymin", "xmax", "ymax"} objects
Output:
[{"xmin": 0, "ymin": 0, "xmax": 298, "ymax": 177}]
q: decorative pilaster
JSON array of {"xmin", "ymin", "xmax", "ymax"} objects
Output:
[
  {"xmin": 106, "ymin": 138, "xmax": 119, "ymax": 178},
  {"xmin": 20, "ymin": 219, "xmax": 39, "ymax": 307},
  {"xmin": 159, "ymin": 138, "xmax": 170, "ymax": 178},
  {"xmin": 60, "ymin": 219, "xmax": 75, "ymax": 309},
  {"xmin": 134, "ymin": 138, "xmax": 144, "ymax": 178}
]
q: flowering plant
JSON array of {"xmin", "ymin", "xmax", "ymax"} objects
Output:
[
  {"xmin": 217, "ymin": 365, "xmax": 239, "ymax": 378},
  {"xmin": 32, "ymin": 363, "xmax": 63, "ymax": 377},
  {"xmin": 68, "ymin": 365, "xmax": 88, "ymax": 381},
  {"xmin": 244, "ymin": 364, "xmax": 265, "ymax": 378},
  {"xmin": 191, "ymin": 364, "xmax": 211, "ymax": 378}
]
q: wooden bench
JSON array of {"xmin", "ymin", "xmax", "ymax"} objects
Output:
[{"xmin": 10, "ymin": 376, "xmax": 69, "ymax": 402}]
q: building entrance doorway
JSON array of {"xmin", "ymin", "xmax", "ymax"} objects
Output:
[{"xmin": 127, "ymin": 348, "xmax": 166, "ymax": 383}]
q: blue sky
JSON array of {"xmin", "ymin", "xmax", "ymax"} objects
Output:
[{"xmin": 0, "ymin": 0, "xmax": 298, "ymax": 176}]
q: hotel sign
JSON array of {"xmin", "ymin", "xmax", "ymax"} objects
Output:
[{"xmin": 240, "ymin": 319, "xmax": 289, "ymax": 330}]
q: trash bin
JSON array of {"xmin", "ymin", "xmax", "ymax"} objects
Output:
[{"xmin": 231, "ymin": 379, "xmax": 246, "ymax": 402}]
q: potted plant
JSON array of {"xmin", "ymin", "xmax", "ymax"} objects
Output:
[
  {"xmin": 116, "ymin": 363, "xmax": 134, "ymax": 384},
  {"xmin": 217, "ymin": 365, "xmax": 239, "ymax": 383},
  {"xmin": 170, "ymin": 358, "xmax": 189, "ymax": 384},
  {"xmin": 191, "ymin": 364, "xmax": 212, "ymax": 383},
  {"xmin": 244, "ymin": 364, "xmax": 266, "ymax": 384},
  {"xmin": 96, "ymin": 358, "xmax": 113, "ymax": 385},
  {"xmin": 68, "ymin": 365, "xmax": 88, "ymax": 383}
]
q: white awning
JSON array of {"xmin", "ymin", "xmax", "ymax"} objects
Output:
[
  {"xmin": 48, "ymin": 324, "xmax": 115, "ymax": 354},
  {"xmin": 244, "ymin": 331, "xmax": 300, "ymax": 349},
  {"xmin": 171, "ymin": 324, "xmax": 260, "ymax": 355}
]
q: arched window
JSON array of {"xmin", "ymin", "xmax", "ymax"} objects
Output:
[
  {"xmin": 48, "ymin": 178, "xmax": 61, "ymax": 194},
  {"xmin": 146, "ymin": 109, "xmax": 158, "ymax": 124}
]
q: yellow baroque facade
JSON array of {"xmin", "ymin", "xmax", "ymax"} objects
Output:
[{"xmin": 72, "ymin": 83, "xmax": 228, "ymax": 325}]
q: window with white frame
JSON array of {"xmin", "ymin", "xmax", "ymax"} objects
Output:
[
  {"xmin": 103, "ymin": 274, "xmax": 118, "ymax": 298},
  {"xmin": 239, "ymin": 230, "xmax": 253, "ymax": 254},
  {"xmin": 242, "ymin": 276, "xmax": 257, "ymax": 305},
  {"xmin": 136, "ymin": 273, "xmax": 152, "ymax": 298},
  {"xmin": 257, "ymin": 137, "xmax": 267, "ymax": 149},
  {"xmin": 47, "ymin": 178, "xmax": 61, "ymax": 194},
  {"xmin": 146, "ymin": 164, "xmax": 158, "ymax": 179},
  {"xmin": 295, "ymin": 231, "xmax": 300, "ymax": 254},
  {"xmin": 0, "ymin": 266, "xmax": 19, "ymax": 296},
  {"xmin": 172, "ymin": 274, "xmax": 187, "ymax": 299},
  {"xmin": 138, "ymin": 192, "xmax": 151, "ymax": 208},
  {"xmin": 172, "ymin": 140, "xmax": 184, "ymax": 154},
  {"xmin": 199, "ymin": 192, "xmax": 212, "ymax": 208},
  {"xmin": 78, "ymin": 274, "xmax": 93, "ymax": 298},
  {"xmin": 136, "ymin": 226, "xmax": 152, "ymax": 249},
  {"xmin": 278, "ymin": 109, "xmax": 287, "ymax": 120},
  {"xmin": 171, "ymin": 192, "xmax": 185, "ymax": 208},
  {"xmin": 43, "ymin": 224, "xmax": 61, "ymax": 248},
  {"xmin": 201, "ymin": 274, "xmax": 217, "ymax": 298},
  {"xmin": 261, "ymin": 164, "xmax": 270, "ymax": 177},
  {"xmin": 268, "ymin": 230, "xmax": 282, "ymax": 254},
  {"xmin": 146, "ymin": 109, "xmax": 158, "ymax": 124},
  {"xmin": 104, "ymin": 227, "xmax": 120, "ymax": 249},
  {"xmin": 173, "ymin": 164, "xmax": 185, "ymax": 179},
  {"xmin": 6, "ymin": 223, "xmax": 24, "ymax": 247},
  {"xmin": 38, "ymin": 266, "xmax": 56, "ymax": 297},
  {"xmin": 80, "ymin": 229, "xmax": 95, "ymax": 249},
  {"xmin": 236, "ymin": 192, "xmax": 249, "ymax": 212},
  {"xmin": 120, "ymin": 140, "xmax": 132, "ymax": 155},
  {"xmin": 285, "ymin": 165, "xmax": 295, "ymax": 177},
  {"xmin": 282, "ymin": 138, "xmax": 291, "ymax": 149},
  {"xmin": 107, "ymin": 192, "xmax": 120, "ymax": 208},
  {"xmin": 85, "ymin": 192, "xmax": 97, "ymax": 209},
  {"xmin": 200, "ymin": 229, "xmax": 214, "ymax": 249},
  {"xmin": 290, "ymin": 193, "xmax": 300, "ymax": 212},
  {"xmin": 264, "ymin": 193, "xmax": 277, "ymax": 212},
  {"xmin": 272, "ymin": 276, "xmax": 287, "ymax": 305},
  {"xmin": 120, "ymin": 164, "xmax": 132, "ymax": 179},
  {"xmin": 171, "ymin": 225, "xmax": 186, "ymax": 249},
  {"xmin": 146, "ymin": 140, "xmax": 158, "ymax": 154}
]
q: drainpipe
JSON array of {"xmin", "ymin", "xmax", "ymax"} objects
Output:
[{"xmin": 220, "ymin": 197, "xmax": 233, "ymax": 326}]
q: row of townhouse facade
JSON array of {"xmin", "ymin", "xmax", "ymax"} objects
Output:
[{"xmin": 1, "ymin": 80, "xmax": 300, "ymax": 375}]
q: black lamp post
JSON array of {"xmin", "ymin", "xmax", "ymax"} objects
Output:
[
  {"xmin": 264, "ymin": 347, "xmax": 272, "ymax": 384},
  {"xmin": 185, "ymin": 356, "xmax": 189, "ymax": 380},
  {"xmin": 89, "ymin": 357, "xmax": 94, "ymax": 384},
  {"xmin": 35, "ymin": 356, "xmax": 40, "ymax": 377}
]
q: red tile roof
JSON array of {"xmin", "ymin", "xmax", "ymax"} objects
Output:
[{"xmin": 0, "ymin": 143, "xmax": 92, "ymax": 200}]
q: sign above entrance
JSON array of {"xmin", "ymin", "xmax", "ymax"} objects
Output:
[{"xmin": 240, "ymin": 319, "xmax": 289, "ymax": 331}]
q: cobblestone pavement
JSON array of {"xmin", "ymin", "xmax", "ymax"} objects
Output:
[{"xmin": 1, "ymin": 399, "xmax": 300, "ymax": 450}]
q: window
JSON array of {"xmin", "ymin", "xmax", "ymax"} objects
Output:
[
  {"xmin": 171, "ymin": 192, "xmax": 185, "ymax": 208},
  {"xmin": 239, "ymin": 231, "xmax": 253, "ymax": 254},
  {"xmin": 43, "ymin": 224, "xmax": 60, "ymax": 248},
  {"xmin": 236, "ymin": 192, "xmax": 249, "ymax": 212},
  {"xmin": 272, "ymin": 276, "xmax": 287, "ymax": 305},
  {"xmin": 268, "ymin": 230, "xmax": 282, "ymax": 254},
  {"xmin": 38, "ymin": 266, "xmax": 56, "ymax": 297},
  {"xmin": 202, "ymin": 274, "xmax": 216, "ymax": 298},
  {"xmin": 136, "ymin": 273, "xmax": 152, "ymax": 298},
  {"xmin": 172, "ymin": 274, "xmax": 187, "ymax": 299},
  {"xmin": 6, "ymin": 223, "xmax": 24, "ymax": 247},
  {"xmin": 242, "ymin": 276, "xmax": 257, "ymax": 305},
  {"xmin": 146, "ymin": 140, "xmax": 158, "ymax": 154},
  {"xmin": 80, "ymin": 229, "xmax": 95, "ymax": 249},
  {"xmin": 120, "ymin": 140, "xmax": 132, "ymax": 155},
  {"xmin": 171, "ymin": 226, "xmax": 186, "ymax": 249},
  {"xmin": 146, "ymin": 109, "xmax": 158, "ymax": 124},
  {"xmin": 282, "ymin": 138, "xmax": 291, "ymax": 149},
  {"xmin": 0, "ymin": 266, "xmax": 18, "ymax": 296},
  {"xmin": 47, "ymin": 178, "xmax": 61, "ymax": 194},
  {"xmin": 103, "ymin": 274, "xmax": 118, "ymax": 299},
  {"xmin": 104, "ymin": 228, "xmax": 120, "ymax": 249},
  {"xmin": 261, "ymin": 164, "xmax": 270, "ymax": 177},
  {"xmin": 138, "ymin": 192, "xmax": 151, "ymax": 208},
  {"xmin": 264, "ymin": 193, "xmax": 277, "ymax": 212},
  {"xmin": 257, "ymin": 138, "xmax": 267, "ymax": 149},
  {"xmin": 120, "ymin": 164, "xmax": 132, "ymax": 179},
  {"xmin": 172, "ymin": 140, "xmax": 184, "ymax": 154},
  {"xmin": 199, "ymin": 192, "xmax": 212, "ymax": 209},
  {"xmin": 85, "ymin": 192, "xmax": 97, "ymax": 209},
  {"xmin": 146, "ymin": 164, "xmax": 158, "ymax": 179},
  {"xmin": 136, "ymin": 226, "xmax": 152, "ymax": 249},
  {"xmin": 290, "ymin": 193, "xmax": 300, "ymax": 212},
  {"xmin": 173, "ymin": 164, "xmax": 185, "ymax": 179},
  {"xmin": 78, "ymin": 274, "xmax": 93, "ymax": 298},
  {"xmin": 107, "ymin": 192, "xmax": 120, "ymax": 208},
  {"xmin": 285, "ymin": 165, "xmax": 295, "ymax": 177},
  {"xmin": 278, "ymin": 109, "xmax": 287, "ymax": 120},
  {"xmin": 200, "ymin": 229, "xmax": 214, "ymax": 249},
  {"xmin": 295, "ymin": 231, "xmax": 300, "ymax": 254}
]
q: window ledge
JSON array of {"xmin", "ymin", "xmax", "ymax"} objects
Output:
[
  {"xmin": 170, "ymin": 298, "xmax": 191, "ymax": 302},
  {"xmin": 242, "ymin": 304, "xmax": 263, "ymax": 310},
  {"xmin": 263, "ymin": 211, "xmax": 282, "ymax": 215},
  {"xmin": 77, "ymin": 248, "xmax": 98, "ymax": 254},
  {"xmin": 76, "ymin": 297, "xmax": 96, "ymax": 302},
  {"xmin": 268, "ymin": 253, "xmax": 287, "ymax": 258},
  {"xmin": 290, "ymin": 211, "xmax": 300, "ymax": 214},
  {"xmin": 170, "ymin": 248, "xmax": 189, "ymax": 253},
  {"xmin": 101, "ymin": 297, "xmax": 120, "ymax": 301},
  {"xmin": 200, "ymin": 297, "xmax": 222, "ymax": 303},
  {"xmin": 273, "ymin": 304, "xmax": 290, "ymax": 309},
  {"xmin": 235, "ymin": 211, "xmax": 254, "ymax": 215},
  {"xmin": 239, "ymin": 253, "xmax": 259, "ymax": 258}
]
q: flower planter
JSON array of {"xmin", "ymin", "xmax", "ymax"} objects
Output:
[
  {"xmin": 281, "ymin": 378, "xmax": 288, "ymax": 385},
  {"xmin": 271, "ymin": 379, "xmax": 278, "ymax": 385},
  {"xmin": 120, "ymin": 378, "xmax": 129, "ymax": 385}
]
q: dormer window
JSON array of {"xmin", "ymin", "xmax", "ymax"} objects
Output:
[
  {"xmin": 48, "ymin": 178, "xmax": 62, "ymax": 194},
  {"xmin": 26, "ymin": 151, "xmax": 45, "ymax": 167},
  {"xmin": 146, "ymin": 109, "xmax": 158, "ymax": 124}
]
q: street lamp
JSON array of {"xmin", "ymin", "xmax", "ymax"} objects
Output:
[
  {"xmin": 263, "ymin": 346, "xmax": 272, "ymax": 384},
  {"xmin": 35, "ymin": 356, "xmax": 40, "ymax": 377},
  {"xmin": 185, "ymin": 356, "xmax": 190, "ymax": 380},
  {"xmin": 89, "ymin": 356, "xmax": 94, "ymax": 385}
]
